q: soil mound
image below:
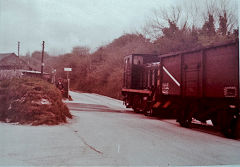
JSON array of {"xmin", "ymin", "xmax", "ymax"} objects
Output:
[{"xmin": 0, "ymin": 77, "xmax": 72, "ymax": 125}]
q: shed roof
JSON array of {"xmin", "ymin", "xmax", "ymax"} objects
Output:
[
  {"xmin": 0, "ymin": 53, "xmax": 17, "ymax": 61},
  {"xmin": 0, "ymin": 52, "xmax": 36, "ymax": 71}
]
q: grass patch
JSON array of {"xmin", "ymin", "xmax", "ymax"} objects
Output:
[{"xmin": 0, "ymin": 77, "xmax": 72, "ymax": 125}]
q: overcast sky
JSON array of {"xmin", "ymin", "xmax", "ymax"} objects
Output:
[{"xmin": 0, "ymin": 0, "xmax": 177, "ymax": 55}]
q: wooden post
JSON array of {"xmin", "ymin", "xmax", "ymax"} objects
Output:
[{"xmin": 41, "ymin": 41, "xmax": 45, "ymax": 78}]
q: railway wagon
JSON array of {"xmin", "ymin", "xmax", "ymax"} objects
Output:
[{"xmin": 122, "ymin": 40, "xmax": 240, "ymax": 138}]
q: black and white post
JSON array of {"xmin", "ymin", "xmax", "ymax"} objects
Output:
[{"xmin": 64, "ymin": 67, "xmax": 72, "ymax": 99}]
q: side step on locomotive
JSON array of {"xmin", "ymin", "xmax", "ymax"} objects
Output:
[{"xmin": 122, "ymin": 40, "xmax": 240, "ymax": 139}]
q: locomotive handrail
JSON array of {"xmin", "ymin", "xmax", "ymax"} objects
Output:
[{"xmin": 122, "ymin": 88, "xmax": 151, "ymax": 95}]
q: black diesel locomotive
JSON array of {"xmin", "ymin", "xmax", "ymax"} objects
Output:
[{"xmin": 122, "ymin": 40, "xmax": 240, "ymax": 138}]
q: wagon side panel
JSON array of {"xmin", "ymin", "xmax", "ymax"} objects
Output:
[
  {"xmin": 161, "ymin": 55, "xmax": 181, "ymax": 96},
  {"xmin": 182, "ymin": 51, "xmax": 203, "ymax": 97},
  {"xmin": 204, "ymin": 44, "xmax": 239, "ymax": 98}
]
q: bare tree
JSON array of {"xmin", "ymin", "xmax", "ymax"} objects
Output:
[
  {"xmin": 143, "ymin": 5, "xmax": 187, "ymax": 40},
  {"xmin": 186, "ymin": 0, "xmax": 238, "ymax": 33},
  {"xmin": 216, "ymin": 0, "xmax": 238, "ymax": 33},
  {"xmin": 143, "ymin": 0, "xmax": 238, "ymax": 40},
  {"xmin": 72, "ymin": 46, "xmax": 90, "ymax": 56}
]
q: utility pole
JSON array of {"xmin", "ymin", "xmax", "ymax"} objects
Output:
[
  {"xmin": 16, "ymin": 41, "xmax": 20, "ymax": 69},
  {"xmin": 41, "ymin": 41, "xmax": 45, "ymax": 78},
  {"xmin": 17, "ymin": 41, "xmax": 20, "ymax": 58}
]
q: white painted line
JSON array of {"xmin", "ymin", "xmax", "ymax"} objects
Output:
[
  {"xmin": 163, "ymin": 66, "xmax": 180, "ymax": 87},
  {"xmin": 117, "ymin": 144, "xmax": 120, "ymax": 153}
]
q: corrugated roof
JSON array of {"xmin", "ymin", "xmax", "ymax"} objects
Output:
[
  {"xmin": 0, "ymin": 53, "xmax": 16, "ymax": 61},
  {"xmin": 0, "ymin": 52, "xmax": 37, "ymax": 71}
]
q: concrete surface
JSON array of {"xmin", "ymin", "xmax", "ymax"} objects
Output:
[{"xmin": 0, "ymin": 91, "xmax": 240, "ymax": 166}]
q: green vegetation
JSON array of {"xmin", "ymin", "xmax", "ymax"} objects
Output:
[
  {"xmin": 0, "ymin": 77, "xmax": 72, "ymax": 125},
  {"xmin": 21, "ymin": 0, "xmax": 238, "ymax": 100}
]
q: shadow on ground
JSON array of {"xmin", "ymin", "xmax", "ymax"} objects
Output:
[{"xmin": 66, "ymin": 102, "xmax": 129, "ymax": 113}]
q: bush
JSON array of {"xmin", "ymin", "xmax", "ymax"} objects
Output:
[{"xmin": 0, "ymin": 77, "xmax": 72, "ymax": 125}]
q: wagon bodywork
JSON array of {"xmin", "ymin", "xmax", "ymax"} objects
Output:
[{"xmin": 122, "ymin": 40, "xmax": 240, "ymax": 138}]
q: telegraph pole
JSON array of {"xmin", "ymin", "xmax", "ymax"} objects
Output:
[
  {"xmin": 17, "ymin": 41, "xmax": 20, "ymax": 57},
  {"xmin": 16, "ymin": 41, "xmax": 20, "ymax": 69},
  {"xmin": 41, "ymin": 41, "xmax": 45, "ymax": 78}
]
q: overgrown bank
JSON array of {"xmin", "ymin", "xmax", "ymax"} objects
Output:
[{"xmin": 0, "ymin": 77, "xmax": 72, "ymax": 125}]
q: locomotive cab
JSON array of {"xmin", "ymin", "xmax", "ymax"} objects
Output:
[
  {"xmin": 123, "ymin": 54, "xmax": 158, "ymax": 90},
  {"xmin": 122, "ymin": 54, "xmax": 158, "ymax": 110}
]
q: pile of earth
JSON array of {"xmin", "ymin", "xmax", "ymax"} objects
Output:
[{"xmin": 0, "ymin": 77, "xmax": 72, "ymax": 125}]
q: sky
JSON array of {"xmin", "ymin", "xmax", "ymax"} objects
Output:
[{"xmin": 0, "ymin": 0, "xmax": 176, "ymax": 55}]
